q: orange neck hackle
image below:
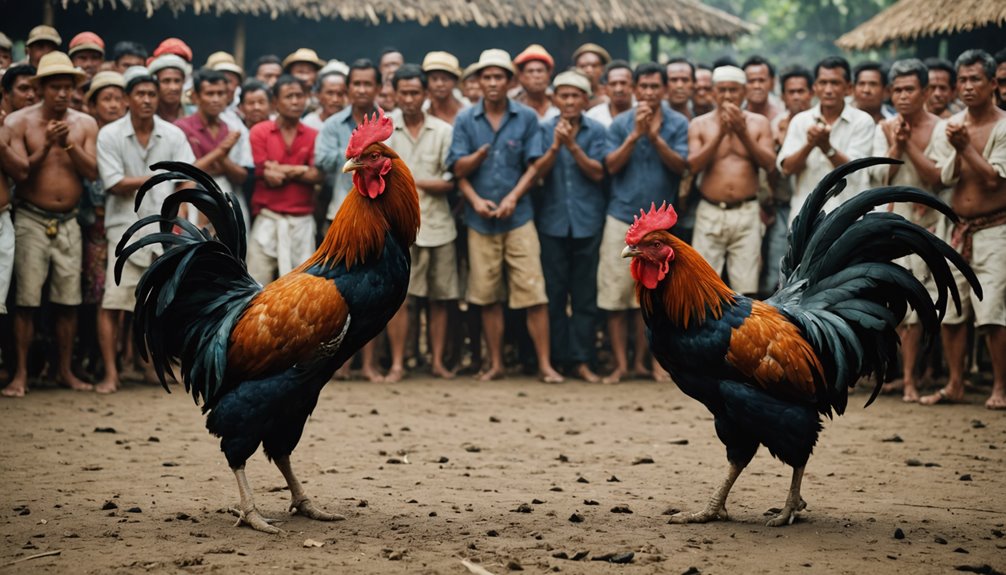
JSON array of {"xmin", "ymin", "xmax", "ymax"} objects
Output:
[{"xmin": 636, "ymin": 232, "xmax": 735, "ymax": 330}]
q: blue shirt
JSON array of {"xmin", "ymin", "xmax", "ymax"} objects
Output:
[
  {"xmin": 315, "ymin": 105, "xmax": 378, "ymax": 220},
  {"xmin": 535, "ymin": 114, "xmax": 608, "ymax": 238},
  {"xmin": 447, "ymin": 99, "xmax": 544, "ymax": 235},
  {"xmin": 606, "ymin": 102, "xmax": 689, "ymax": 224}
]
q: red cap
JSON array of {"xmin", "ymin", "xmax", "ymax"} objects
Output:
[
  {"xmin": 513, "ymin": 44, "xmax": 554, "ymax": 70},
  {"xmin": 68, "ymin": 32, "xmax": 104, "ymax": 56},
  {"xmin": 153, "ymin": 38, "xmax": 193, "ymax": 63}
]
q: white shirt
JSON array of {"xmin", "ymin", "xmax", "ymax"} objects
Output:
[
  {"xmin": 586, "ymin": 101, "xmax": 635, "ymax": 128},
  {"xmin": 777, "ymin": 103, "xmax": 875, "ymax": 223}
]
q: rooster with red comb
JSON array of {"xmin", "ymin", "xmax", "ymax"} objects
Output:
[
  {"xmin": 622, "ymin": 159, "xmax": 980, "ymax": 526},
  {"xmin": 115, "ymin": 108, "xmax": 419, "ymax": 533}
]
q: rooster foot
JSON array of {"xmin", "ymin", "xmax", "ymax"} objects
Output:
[
  {"xmin": 233, "ymin": 507, "xmax": 283, "ymax": 534},
  {"xmin": 668, "ymin": 505, "xmax": 729, "ymax": 524},
  {"xmin": 290, "ymin": 498, "xmax": 346, "ymax": 522},
  {"xmin": 765, "ymin": 498, "xmax": 807, "ymax": 527}
]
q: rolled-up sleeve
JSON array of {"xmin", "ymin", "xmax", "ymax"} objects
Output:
[
  {"xmin": 97, "ymin": 126, "xmax": 124, "ymax": 192},
  {"xmin": 777, "ymin": 113, "xmax": 807, "ymax": 172},
  {"xmin": 523, "ymin": 117, "xmax": 545, "ymax": 164}
]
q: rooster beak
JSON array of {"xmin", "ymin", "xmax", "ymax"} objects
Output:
[
  {"xmin": 342, "ymin": 158, "xmax": 362, "ymax": 173},
  {"xmin": 621, "ymin": 245, "xmax": 638, "ymax": 258}
]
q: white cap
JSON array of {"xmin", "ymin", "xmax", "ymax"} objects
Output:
[{"xmin": 712, "ymin": 65, "xmax": 746, "ymax": 85}]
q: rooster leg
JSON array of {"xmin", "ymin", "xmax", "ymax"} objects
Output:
[
  {"xmin": 232, "ymin": 466, "xmax": 282, "ymax": 534},
  {"xmin": 275, "ymin": 456, "xmax": 346, "ymax": 522},
  {"xmin": 766, "ymin": 466, "xmax": 807, "ymax": 527},
  {"xmin": 669, "ymin": 462, "xmax": 742, "ymax": 524}
]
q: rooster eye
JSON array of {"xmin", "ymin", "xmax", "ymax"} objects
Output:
[{"xmin": 370, "ymin": 152, "xmax": 380, "ymax": 161}]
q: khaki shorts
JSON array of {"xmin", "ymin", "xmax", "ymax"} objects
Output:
[
  {"xmin": 102, "ymin": 224, "xmax": 153, "ymax": 311},
  {"xmin": 410, "ymin": 243, "xmax": 460, "ymax": 300},
  {"xmin": 0, "ymin": 210, "xmax": 13, "ymax": 313},
  {"xmin": 691, "ymin": 199, "xmax": 764, "ymax": 295},
  {"xmin": 940, "ymin": 218, "xmax": 1006, "ymax": 328},
  {"xmin": 597, "ymin": 215, "xmax": 638, "ymax": 311},
  {"xmin": 467, "ymin": 221, "xmax": 547, "ymax": 309},
  {"xmin": 13, "ymin": 207, "xmax": 82, "ymax": 307}
]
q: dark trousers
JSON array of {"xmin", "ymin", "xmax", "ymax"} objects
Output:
[{"xmin": 539, "ymin": 233, "xmax": 601, "ymax": 366}]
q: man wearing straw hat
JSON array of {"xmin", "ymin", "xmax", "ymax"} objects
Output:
[{"xmin": 0, "ymin": 52, "xmax": 98, "ymax": 397}]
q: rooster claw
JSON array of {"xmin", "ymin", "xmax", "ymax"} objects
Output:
[
  {"xmin": 290, "ymin": 498, "xmax": 346, "ymax": 522},
  {"xmin": 765, "ymin": 498, "xmax": 807, "ymax": 527},
  {"xmin": 233, "ymin": 507, "xmax": 283, "ymax": 534},
  {"xmin": 668, "ymin": 506, "xmax": 729, "ymax": 524}
]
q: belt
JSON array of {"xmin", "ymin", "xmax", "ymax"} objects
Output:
[
  {"xmin": 16, "ymin": 202, "xmax": 79, "ymax": 239},
  {"xmin": 701, "ymin": 197, "xmax": 757, "ymax": 210}
]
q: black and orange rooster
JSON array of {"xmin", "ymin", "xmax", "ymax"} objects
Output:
[
  {"xmin": 622, "ymin": 159, "xmax": 980, "ymax": 526},
  {"xmin": 115, "ymin": 110, "xmax": 419, "ymax": 533}
]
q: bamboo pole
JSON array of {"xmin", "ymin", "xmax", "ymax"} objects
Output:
[{"xmin": 234, "ymin": 15, "xmax": 247, "ymax": 70}]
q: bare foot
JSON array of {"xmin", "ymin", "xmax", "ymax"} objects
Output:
[
  {"xmin": 630, "ymin": 365, "xmax": 652, "ymax": 380},
  {"xmin": 540, "ymin": 368, "xmax": 564, "ymax": 384},
  {"xmin": 332, "ymin": 364, "xmax": 352, "ymax": 381},
  {"xmin": 94, "ymin": 379, "xmax": 119, "ymax": 394},
  {"xmin": 652, "ymin": 364, "xmax": 672, "ymax": 383},
  {"xmin": 602, "ymin": 368, "xmax": 627, "ymax": 385},
  {"xmin": 476, "ymin": 367, "xmax": 505, "ymax": 382},
  {"xmin": 59, "ymin": 372, "xmax": 94, "ymax": 392},
  {"xmin": 902, "ymin": 384, "xmax": 919, "ymax": 403},
  {"xmin": 430, "ymin": 365, "xmax": 456, "ymax": 379},
  {"xmin": 1, "ymin": 377, "xmax": 27, "ymax": 398},
  {"xmin": 986, "ymin": 390, "xmax": 1006, "ymax": 410},
  {"xmin": 384, "ymin": 366, "xmax": 406, "ymax": 383},
  {"xmin": 361, "ymin": 368, "xmax": 385, "ymax": 383},
  {"xmin": 574, "ymin": 364, "xmax": 600, "ymax": 383},
  {"xmin": 880, "ymin": 379, "xmax": 904, "ymax": 395},
  {"xmin": 919, "ymin": 386, "xmax": 965, "ymax": 406}
]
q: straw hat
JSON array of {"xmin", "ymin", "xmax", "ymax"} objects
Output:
[
  {"xmin": 571, "ymin": 43, "xmax": 612, "ymax": 65},
  {"xmin": 422, "ymin": 51, "xmax": 462, "ymax": 78},
  {"xmin": 214, "ymin": 61, "xmax": 245, "ymax": 79},
  {"xmin": 204, "ymin": 51, "xmax": 236, "ymax": 69},
  {"xmin": 148, "ymin": 54, "xmax": 191, "ymax": 77},
  {"xmin": 283, "ymin": 48, "xmax": 325, "ymax": 71},
  {"xmin": 513, "ymin": 44, "xmax": 554, "ymax": 70},
  {"xmin": 68, "ymin": 32, "xmax": 105, "ymax": 57},
  {"xmin": 467, "ymin": 49, "xmax": 515, "ymax": 77},
  {"xmin": 553, "ymin": 70, "xmax": 592, "ymax": 96},
  {"xmin": 0, "ymin": 32, "xmax": 12, "ymax": 51},
  {"xmin": 27, "ymin": 25, "xmax": 61, "ymax": 47},
  {"xmin": 30, "ymin": 52, "xmax": 86, "ymax": 86},
  {"xmin": 85, "ymin": 70, "xmax": 126, "ymax": 102}
]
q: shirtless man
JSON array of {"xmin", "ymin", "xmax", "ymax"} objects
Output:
[
  {"xmin": 1, "ymin": 65, "xmax": 39, "ymax": 121},
  {"xmin": 870, "ymin": 59, "xmax": 942, "ymax": 403},
  {"xmin": 687, "ymin": 66, "xmax": 775, "ymax": 296},
  {"xmin": 921, "ymin": 50, "xmax": 1006, "ymax": 410},
  {"xmin": 0, "ymin": 52, "xmax": 98, "ymax": 397}
]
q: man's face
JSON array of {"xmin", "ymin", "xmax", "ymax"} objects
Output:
[
  {"xmin": 814, "ymin": 67, "xmax": 849, "ymax": 109},
  {"xmin": 575, "ymin": 52, "xmax": 604, "ymax": 85},
  {"xmin": 854, "ymin": 69, "xmax": 886, "ymax": 113},
  {"xmin": 222, "ymin": 71, "xmax": 240, "ymax": 103},
  {"xmin": 115, "ymin": 54, "xmax": 145, "ymax": 74},
  {"xmin": 635, "ymin": 72, "xmax": 666, "ymax": 108},
  {"xmin": 927, "ymin": 69, "xmax": 954, "ymax": 115},
  {"xmin": 693, "ymin": 69, "xmax": 713, "ymax": 110},
  {"xmin": 70, "ymin": 86, "xmax": 85, "ymax": 111},
  {"xmin": 957, "ymin": 62, "xmax": 995, "ymax": 109},
  {"xmin": 553, "ymin": 86, "xmax": 587, "ymax": 120},
  {"xmin": 348, "ymin": 68, "xmax": 378, "ymax": 110},
  {"xmin": 288, "ymin": 62, "xmax": 318, "ymax": 88},
  {"xmin": 478, "ymin": 67, "xmax": 509, "ymax": 104},
  {"xmin": 275, "ymin": 82, "xmax": 306, "ymax": 120},
  {"xmin": 129, "ymin": 83, "xmax": 159, "ymax": 120},
  {"xmin": 379, "ymin": 52, "xmax": 404, "ymax": 79},
  {"xmin": 7, "ymin": 75, "xmax": 38, "ymax": 110},
  {"xmin": 194, "ymin": 80, "xmax": 228, "ymax": 119},
  {"xmin": 317, "ymin": 75, "xmax": 348, "ymax": 116},
  {"xmin": 427, "ymin": 70, "xmax": 458, "ymax": 102},
  {"xmin": 665, "ymin": 63, "xmax": 693, "ymax": 107},
  {"xmin": 377, "ymin": 82, "xmax": 396, "ymax": 111},
  {"xmin": 0, "ymin": 48, "xmax": 11, "ymax": 69},
  {"xmin": 606, "ymin": 68, "xmax": 633, "ymax": 109},
  {"xmin": 744, "ymin": 64, "xmax": 773, "ymax": 106},
  {"xmin": 256, "ymin": 63, "xmax": 282, "ymax": 87},
  {"xmin": 394, "ymin": 77, "xmax": 425, "ymax": 117},
  {"xmin": 518, "ymin": 61, "xmax": 551, "ymax": 96},
  {"xmin": 240, "ymin": 90, "xmax": 271, "ymax": 126},
  {"xmin": 27, "ymin": 41, "xmax": 57, "ymax": 67},
  {"xmin": 713, "ymin": 81, "xmax": 745, "ymax": 107},
  {"xmin": 40, "ymin": 76, "xmax": 75, "ymax": 114},
  {"xmin": 156, "ymin": 68, "xmax": 185, "ymax": 106},
  {"xmin": 91, "ymin": 86, "xmax": 125, "ymax": 125},
  {"xmin": 72, "ymin": 50, "xmax": 103, "ymax": 77},
  {"xmin": 781, "ymin": 76, "xmax": 812, "ymax": 115},
  {"xmin": 462, "ymin": 75, "xmax": 482, "ymax": 102},
  {"xmin": 996, "ymin": 62, "xmax": 1006, "ymax": 107},
  {"xmin": 890, "ymin": 74, "xmax": 928, "ymax": 116}
]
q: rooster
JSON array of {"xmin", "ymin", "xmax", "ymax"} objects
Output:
[
  {"xmin": 115, "ymin": 110, "xmax": 419, "ymax": 534},
  {"xmin": 622, "ymin": 159, "xmax": 980, "ymax": 526}
]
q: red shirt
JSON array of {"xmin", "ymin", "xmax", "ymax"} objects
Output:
[
  {"xmin": 249, "ymin": 119, "xmax": 318, "ymax": 216},
  {"xmin": 175, "ymin": 113, "xmax": 229, "ymax": 159}
]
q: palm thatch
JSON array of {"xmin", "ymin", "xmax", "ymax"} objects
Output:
[
  {"xmin": 836, "ymin": 0, "xmax": 1006, "ymax": 50},
  {"xmin": 63, "ymin": 0, "xmax": 753, "ymax": 37}
]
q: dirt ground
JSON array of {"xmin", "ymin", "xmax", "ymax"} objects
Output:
[{"xmin": 1, "ymin": 376, "xmax": 1004, "ymax": 575}]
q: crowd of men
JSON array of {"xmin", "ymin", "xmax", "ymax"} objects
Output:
[{"xmin": 0, "ymin": 26, "xmax": 1004, "ymax": 410}]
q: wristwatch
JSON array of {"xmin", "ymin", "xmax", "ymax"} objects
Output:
[
  {"xmin": 442, "ymin": 171, "xmax": 455, "ymax": 182},
  {"xmin": 825, "ymin": 146, "xmax": 837, "ymax": 158}
]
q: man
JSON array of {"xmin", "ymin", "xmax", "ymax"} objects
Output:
[
  {"xmin": 377, "ymin": 81, "xmax": 396, "ymax": 111},
  {"xmin": 149, "ymin": 54, "xmax": 190, "ymax": 123},
  {"xmin": 687, "ymin": 66, "xmax": 775, "ymax": 296},
  {"xmin": 666, "ymin": 58, "xmax": 695, "ymax": 120},
  {"xmin": 247, "ymin": 75, "xmax": 322, "ymax": 284},
  {"xmin": 995, "ymin": 49, "xmax": 1006, "ymax": 111},
  {"xmin": 692, "ymin": 64, "xmax": 715, "ymax": 117},
  {"xmin": 0, "ymin": 126, "xmax": 11, "ymax": 319},
  {"xmin": 422, "ymin": 51, "xmax": 465, "ymax": 126},
  {"xmin": 95, "ymin": 66, "xmax": 195, "ymax": 393},
  {"xmin": 303, "ymin": 65, "xmax": 348, "ymax": 131},
  {"xmin": 586, "ymin": 59, "xmax": 634, "ymax": 128},
  {"xmin": 384, "ymin": 64, "xmax": 457, "ymax": 382},
  {"xmin": 239, "ymin": 80, "xmax": 272, "ymax": 130},
  {"xmin": 512, "ymin": 44, "xmax": 557, "ymax": 120},
  {"xmin": 151, "ymin": 37, "xmax": 193, "ymax": 64},
  {"xmin": 853, "ymin": 61, "xmax": 893, "ymax": 123},
  {"xmin": 254, "ymin": 55, "xmax": 283, "ymax": 88},
  {"xmin": 572, "ymin": 43, "xmax": 611, "ymax": 107},
  {"xmin": 534, "ymin": 70, "xmax": 607, "ymax": 382},
  {"xmin": 211, "ymin": 57, "xmax": 245, "ymax": 116},
  {"xmin": 0, "ymin": 32, "xmax": 12, "ymax": 69},
  {"xmin": 447, "ymin": 49, "xmax": 563, "ymax": 384},
  {"xmin": 868, "ymin": 58, "xmax": 942, "ymax": 403},
  {"xmin": 175, "ymin": 68, "xmax": 250, "ymax": 225},
  {"xmin": 1, "ymin": 65, "xmax": 38, "ymax": 120},
  {"xmin": 598, "ymin": 62, "xmax": 688, "ymax": 384},
  {"xmin": 742, "ymin": 55, "xmax": 782, "ymax": 122},
  {"xmin": 25, "ymin": 26, "xmax": 61, "ymax": 68},
  {"xmin": 923, "ymin": 58, "xmax": 957, "ymax": 119},
  {"xmin": 461, "ymin": 64, "xmax": 482, "ymax": 103},
  {"xmin": 922, "ymin": 50, "xmax": 1006, "ymax": 411},
  {"xmin": 110, "ymin": 41, "xmax": 147, "ymax": 74},
  {"xmin": 779, "ymin": 56, "xmax": 874, "ymax": 222},
  {"xmin": 283, "ymin": 48, "xmax": 324, "ymax": 90},
  {"xmin": 68, "ymin": 32, "xmax": 104, "ymax": 78},
  {"xmin": 379, "ymin": 47, "xmax": 405, "ymax": 80},
  {"xmin": 0, "ymin": 52, "xmax": 97, "ymax": 397}
]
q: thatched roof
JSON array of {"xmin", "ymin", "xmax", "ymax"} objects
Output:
[
  {"xmin": 836, "ymin": 0, "xmax": 1006, "ymax": 50},
  {"xmin": 63, "ymin": 0, "xmax": 753, "ymax": 37}
]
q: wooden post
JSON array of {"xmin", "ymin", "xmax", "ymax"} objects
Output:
[
  {"xmin": 650, "ymin": 32, "xmax": 660, "ymax": 63},
  {"xmin": 234, "ymin": 15, "xmax": 247, "ymax": 70},
  {"xmin": 43, "ymin": 0, "xmax": 55, "ymax": 26}
]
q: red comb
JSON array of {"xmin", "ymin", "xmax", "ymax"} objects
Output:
[
  {"xmin": 625, "ymin": 202, "xmax": 678, "ymax": 245},
  {"xmin": 346, "ymin": 108, "xmax": 394, "ymax": 159}
]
